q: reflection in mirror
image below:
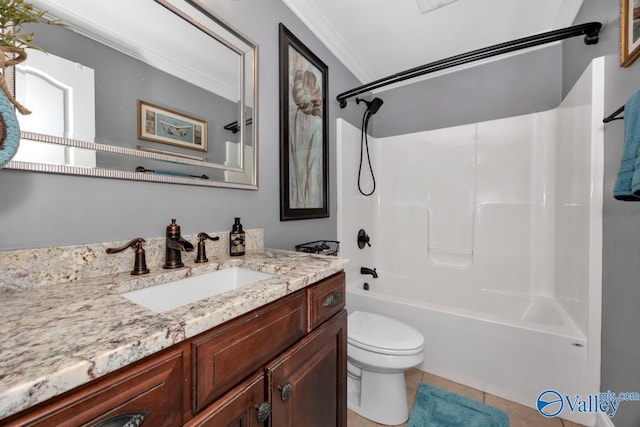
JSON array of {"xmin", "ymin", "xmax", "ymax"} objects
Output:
[
  {"xmin": 13, "ymin": 50, "xmax": 97, "ymax": 167},
  {"xmin": 6, "ymin": 0, "xmax": 258, "ymax": 189}
]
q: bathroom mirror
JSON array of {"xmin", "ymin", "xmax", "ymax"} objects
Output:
[{"xmin": 5, "ymin": 0, "xmax": 259, "ymax": 189}]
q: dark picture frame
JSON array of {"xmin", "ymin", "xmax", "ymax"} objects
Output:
[
  {"xmin": 621, "ymin": 0, "xmax": 640, "ymax": 67},
  {"xmin": 279, "ymin": 23, "xmax": 329, "ymax": 221}
]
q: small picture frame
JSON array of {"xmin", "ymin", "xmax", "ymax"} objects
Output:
[
  {"xmin": 621, "ymin": 0, "xmax": 640, "ymax": 67},
  {"xmin": 137, "ymin": 100, "xmax": 208, "ymax": 152}
]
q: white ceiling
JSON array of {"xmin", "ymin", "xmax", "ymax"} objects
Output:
[{"xmin": 282, "ymin": 0, "xmax": 584, "ymax": 85}]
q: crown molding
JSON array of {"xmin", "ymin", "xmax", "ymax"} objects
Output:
[{"xmin": 282, "ymin": 0, "xmax": 372, "ymax": 83}]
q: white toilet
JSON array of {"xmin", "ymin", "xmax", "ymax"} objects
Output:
[{"xmin": 347, "ymin": 310, "xmax": 425, "ymax": 425}]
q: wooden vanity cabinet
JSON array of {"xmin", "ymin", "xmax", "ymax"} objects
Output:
[
  {"xmin": 3, "ymin": 271, "xmax": 346, "ymax": 427},
  {"xmin": 188, "ymin": 271, "xmax": 346, "ymax": 427},
  {"xmin": 188, "ymin": 310, "xmax": 346, "ymax": 427},
  {"xmin": 3, "ymin": 346, "xmax": 186, "ymax": 427}
]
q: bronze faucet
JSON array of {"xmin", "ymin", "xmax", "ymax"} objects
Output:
[
  {"xmin": 106, "ymin": 238, "xmax": 150, "ymax": 275},
  {"xmin": 163, "ymin": 219, "xmax": 194, "ymax": 269},
  {"xmin": 195, "ymin": 232, "xmax": 220, "ymax": 263},
  {"xmin": 360, "ymin": 267, "xmax": 378, "ymax": 278}
]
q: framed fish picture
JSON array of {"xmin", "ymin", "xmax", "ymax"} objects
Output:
[{"xmin": 137, "ymin": 100, "xmax": 208, "ymax": 152}]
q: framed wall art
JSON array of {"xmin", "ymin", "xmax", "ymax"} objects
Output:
[
  {"xmin": 279, "ymin": 23, "xmax": 329, "ymax": 221},
  {"xmin": 137, "ymin": 100, "xmax": 208, "ymax": 152},
  {"xmin": 621, "ymin": 0, "xmax": 640, "ymax": 67}
]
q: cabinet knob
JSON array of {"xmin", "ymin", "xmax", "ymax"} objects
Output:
[
  {"xmin": 93, "ymin": 411, "xmax": 149, "ymax": 427},
  {"xmin": 277, "ymin": 383, "xmax": 293, "ymax": 401},
  {"xmin": 255, "ymin": 401, "xmax": 271, "ymax": 423},
  {"xmin": 322, "ymin": 291, "xmax": 342, "ymax": 307}
]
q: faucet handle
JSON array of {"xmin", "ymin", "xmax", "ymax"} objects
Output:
[
  {"xmin": 195, "ymin": 232, "xmax": 221, "ymax": 263},
  {"xmin": 106, "ymin": 238, "xmax": 150, "ymax": 275},
  {"xmin": 357, "ymin": 229, "xmax": 371, "ymax": 249}
]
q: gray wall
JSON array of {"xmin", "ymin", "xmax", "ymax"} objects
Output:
[
  {"xmin": 370, "ymin": 43, "xmax": 564, "ymax": 137},
  {"xmin": 0, "ymin": 0, "xmax": 362, "ymax": 251},
  {"xmin": 565, "ymin": 2, "xmax": 640, "ymax": 426}
]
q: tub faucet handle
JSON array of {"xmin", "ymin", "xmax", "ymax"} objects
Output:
[
  {"xmin": 196, "ymin": 232, "xmax": 220, "ymax": 263},
  {"xmin": 357, "ymin": 229, "xmax": 371, "ymax": 249},
  {"xmin": 106, "ymin": 237, "xmax": 150, "ymax": 275}
]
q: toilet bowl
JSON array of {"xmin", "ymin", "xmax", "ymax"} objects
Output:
[{"xmin": 347, "ymin": 310, "xmax": 425, "ymax": 425}]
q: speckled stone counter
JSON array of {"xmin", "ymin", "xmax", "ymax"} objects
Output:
[
  {"xmin": 0, "ymin": 247, "xmax": 348, "ymax": 420},
  {"xmin": 0, "ymin": 228, "xmax": 265, "ymax": 293}
]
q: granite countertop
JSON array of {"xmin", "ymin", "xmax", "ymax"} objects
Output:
[{"xmin": 0, "ymin": 248, "xmax": 348, "ymax": 420}]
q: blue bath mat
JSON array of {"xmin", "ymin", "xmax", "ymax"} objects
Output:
[{"xmin": 408, "ymin": 383, "xmax": 509, "ymax": 427}]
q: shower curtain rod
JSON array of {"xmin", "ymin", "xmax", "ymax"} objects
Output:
[{"xmin": 337, "ymin": 22, "xmax": 602, "ymax": 108}]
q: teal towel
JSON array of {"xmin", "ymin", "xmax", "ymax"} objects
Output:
[
  {"xmin": 614, "ymin": 89, "xmax": 640, "ymax": 200},
  {"xmin": 152, "ymin": 168, "xmax": 191, "ymax": 177},
  {"xmin": 408, "ymin": 383, "xmax": 509, "ymax": 427}
]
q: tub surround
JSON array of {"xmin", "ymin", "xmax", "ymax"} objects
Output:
[
  {"xmin": 0, "ymin": 234, "xmax": 348, "ymax": 420},
  {"xmin": 337, "ymin": 57, "xmax": 603, "ymax": 426}
]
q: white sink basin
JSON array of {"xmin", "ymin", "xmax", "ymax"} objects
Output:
[{"xmin": 122, "ymin": 267, "xmax": 274, "ymax": 313}]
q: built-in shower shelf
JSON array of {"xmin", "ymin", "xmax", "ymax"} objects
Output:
[{"xmin": 428, "ymin": 248, "xmax": 473, "ymax": 268}]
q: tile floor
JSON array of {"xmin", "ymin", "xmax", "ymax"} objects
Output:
[{"xmin": 347, "ymin": 369, "xmax": 587, "ymax": 427}]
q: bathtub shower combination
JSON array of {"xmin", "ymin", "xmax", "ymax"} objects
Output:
[{"xmin": 338, "ymin": 58, "xmax": 604, "ymax": 426}]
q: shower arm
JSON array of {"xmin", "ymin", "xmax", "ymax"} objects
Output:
[{"xmin": 337, "ymin": 22, "xmax": 602, "ymax": 108}]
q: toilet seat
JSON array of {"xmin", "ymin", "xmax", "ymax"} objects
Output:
[{"xmin": 348, "ymin": 311, "xmax": 424, "ymax": 355}]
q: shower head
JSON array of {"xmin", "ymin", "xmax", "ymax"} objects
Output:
[{"xmin": 356, "ymin": 97, "xmax": 384, "ymax": 115}]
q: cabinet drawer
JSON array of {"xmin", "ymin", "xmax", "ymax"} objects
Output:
[
  {"xmin": 6, "ymin": 347, "xmax": 184, "ymax": 427},
  {"xmin": 192, "ymin": 291, "xmax": 306, "ymax": 413},
  {"xmin": 306, "ymin": 272, "xmax": 345, "ymax": 331}
]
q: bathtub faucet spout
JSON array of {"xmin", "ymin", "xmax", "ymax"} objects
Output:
[{"xmin": 360, "ymin": 267, "xmax": 378, "ymax": 278}]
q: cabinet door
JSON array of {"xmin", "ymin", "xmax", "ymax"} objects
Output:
[
  {"xmin": 266, "ymin": 310, "xmax": 346, "ymax": 427},
  {"xmin": 186, "ymin": 372, "xmax": 268, "ymax": 427},
  {"xmin": 6, "ymin": 347, "xmax": 184, "ymax": 427}
]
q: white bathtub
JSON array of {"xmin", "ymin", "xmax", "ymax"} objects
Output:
[{"xmin": 345, "ymin": 274, "xmax": 595, "ymax": 426}]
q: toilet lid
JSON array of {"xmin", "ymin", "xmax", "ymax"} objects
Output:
[{"xmin": 348, "ymin": 311, "xmax": 424, "ymax": 353}]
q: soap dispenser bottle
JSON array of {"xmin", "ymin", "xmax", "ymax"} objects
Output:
[{"xmin": 229, "ymin": 217, "xmax": 245, "ymax": 256}]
